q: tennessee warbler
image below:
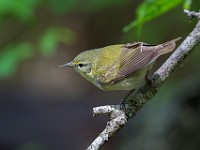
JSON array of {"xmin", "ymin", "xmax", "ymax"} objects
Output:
[{"xmin": 60, "ymin": 37, "xmax": 181, "ymax": 90}]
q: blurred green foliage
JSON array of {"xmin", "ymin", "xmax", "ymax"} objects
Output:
[
  {"xmin": 123, "ymin": 0, "xmax": 190, "ymax": 32},
  {"xmin": 183, "ymin": 0, "xmax": 192, "ymax": 9},
  {"xmin": 38, "ymin": 27, "xmax": 76, "ymax": 57},
  {"xmin": 0, "ymin": 0, "xmax": 194, "ymax": 79},
  {"xmin": 0, "ymin": 0, "xmax": 40, "ymax": 21},
  {"xmin": 48, "ymin": 0, "xmax": 79, "ymax": 14},
  {"xmin": 86, "ymin": 0, "xmax": 129, "ymax": 11},
  {"xmin": 0, "ymin": 43, "xmax": 33, "ymax": 78}
]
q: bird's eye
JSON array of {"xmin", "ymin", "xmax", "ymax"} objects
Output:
[
  {"xmin": 78, "ymin": 64, "xmax": 83, "ymax": 68},
  {"xmin": 77, "ymin": 63, "xmax": 91, "ymax": 73}
]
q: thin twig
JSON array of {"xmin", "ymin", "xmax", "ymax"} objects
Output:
[{"xmin": 87, "ymin": 10, "xmax": 200, "ymax": 150}]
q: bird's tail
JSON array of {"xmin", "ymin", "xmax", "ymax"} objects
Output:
[{"xmin": 158, "ymin": 37, "xmax": 181, "ymax": 55}]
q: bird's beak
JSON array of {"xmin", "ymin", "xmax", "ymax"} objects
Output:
[{"xmin": 59, "ymin": 62, "xmax": 73, "ymax": 68}]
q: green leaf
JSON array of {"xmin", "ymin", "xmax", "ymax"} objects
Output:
[
  {"xmin": 123, "ymin": 0, "xmax": 183, "ymax": 32},
  {"xmin": 183, "ymin": 0, "xmax": 192, "ymax": 9},
  {"xmin": 0, "ymin": 43, "xmax": 33, "ymax": 78},
  {"xmin": 38, "ymin": 27, "xmax": 76, "ymax": 57}
]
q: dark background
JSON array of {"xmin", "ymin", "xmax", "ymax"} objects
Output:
[{"xmin": 0, "ymin": 0, "xmax": 200, "ymax": 150}]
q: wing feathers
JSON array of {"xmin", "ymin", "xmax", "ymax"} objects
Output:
[
  {"xmin": 116, "ymin": 48, "xmax": 156, "ymax": 81},
  {"xmin": 104, "ymin": 38, "xmax": 181, "ymax": 83}
]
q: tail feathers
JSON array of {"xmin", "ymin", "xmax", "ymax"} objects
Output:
[{"xmin": 159, "ymin": 37, "xmax": 181, "ymax": 55}]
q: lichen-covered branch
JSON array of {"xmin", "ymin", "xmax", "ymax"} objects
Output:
[
  {"xmin": 87, "ymin": 105, "xmax": 127, "ymax": 150},
  {"xmin": 87, "ymin": 10, "xmax": 200, "ymax": 150}
]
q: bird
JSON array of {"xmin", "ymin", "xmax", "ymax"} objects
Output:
[{"xmin": 60, "ymin": 37, "xmax": 181, "ymax": 91}]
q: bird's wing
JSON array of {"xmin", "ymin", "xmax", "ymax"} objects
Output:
[
  {"xmin": 103, "ymin": 37, "xmax": 180, "ymax": 84},
  {"xmin": 108, "ymin": 42, "xmax": 160, "ymax": 83}
]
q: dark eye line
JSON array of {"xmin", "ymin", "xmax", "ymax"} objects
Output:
[
  {"xmin": 78, "ymin": 63, "xmax": 86, "ymax": 67},
  {"xmin": 78, "ymin": 64, "xmax": 83, "ymax": 67}
]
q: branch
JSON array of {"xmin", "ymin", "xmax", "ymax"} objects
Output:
[{"xmin": 87, "ymin": 10, "xmax": 200, "ymax": 150}]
